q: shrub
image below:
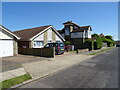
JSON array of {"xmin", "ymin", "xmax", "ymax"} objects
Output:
[
  {"xmin": 64, "ymin": 41, "xmax": 72, "ymax": 45},
  {"xmin": 94, "ymin": 38, "xmax": 102, "ymax": 50},
  {"xmin": 105, "ymin": 35, "xmax": 113, "ymax": 40},
  {"xmin": 85, "ymin": 39, "xmax": 94, "ymax": 51}
]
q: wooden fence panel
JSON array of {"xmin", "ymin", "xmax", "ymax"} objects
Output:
[{"xmin": 18, "ymin": 47, "xmax": 55, "ymax": 58}]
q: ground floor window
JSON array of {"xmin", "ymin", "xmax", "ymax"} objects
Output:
[
  {"xmin": 48, "ymin": 40, "xmax": 52, "ymax": 43},
  {"xmin": 34, "ymin": 41, "xmax": 44, "ymax": 48}
]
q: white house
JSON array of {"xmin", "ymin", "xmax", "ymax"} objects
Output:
[
  {"xmin": 14, "ymin": 25, "xmax": 65, "ymax": 48},
  {"xmin": 0, "ymin": 25, "xmax": 20, "ymax": 57}
]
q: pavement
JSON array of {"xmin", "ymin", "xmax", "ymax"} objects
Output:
[
  {"xmin": 0, "ymin": 47, "xmax": 113, "ymax": 84},
  {"xmin": 20, "ymin": 47, "xmax": 118, "ymax": 88},
  {"xmin": 22, "ymin": 53, "xmax": 92, "ymax": 79},
  {"xmin": 0, "ymin": 68, "xmax": 26, "ymax": 82},
  {"xmin": 78, "ymin": 47, "xmax": 110, "ymax": 55}
]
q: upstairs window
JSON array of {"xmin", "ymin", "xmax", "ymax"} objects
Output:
[
  {"xmin": 65, "ymin": 28, "xmax": 70, "ymax": 35},
  {"xmin": 74, "ymin": 32, "xmax": 77, "ymax": 35}
]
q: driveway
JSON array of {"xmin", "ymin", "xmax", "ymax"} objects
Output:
[{"xmin": 1, "ymin": 55, "xmax": 49, "ymax": 72}]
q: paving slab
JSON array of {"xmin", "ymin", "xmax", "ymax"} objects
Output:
[
  {"xmin": 0, "ymin": 68, "xmax": 26, "ymax": 82},
  {"xmin": 23, "ymin": 54, "xmax": 93, "ymax": 79}
]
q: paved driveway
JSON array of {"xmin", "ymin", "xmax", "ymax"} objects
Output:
[{"xmin": 1, "ymin": 55, "xmax": 49, "ymax": 72}]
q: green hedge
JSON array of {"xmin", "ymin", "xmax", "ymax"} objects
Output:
[
  {"xmin": 94, "ymin": 38, "xmax": 102, "ymax": 50},
  {"xmin": 85, "ymin": 39, "xmax": 94, "ymax": 51},
  {"xmin": 64, "ymin": 41, "xmax": 72, "ymax": 45},
  {"xmin": 103, "ymin": 38, "xmax": 114, "ymax": 47}
]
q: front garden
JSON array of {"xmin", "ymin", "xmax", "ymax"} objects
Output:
[{"xmin": 84, "ymin": 33, "xmax": 115, "ymax": 51}]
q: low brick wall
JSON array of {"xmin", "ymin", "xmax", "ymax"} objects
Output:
[{"xmin": 18, "ymin": 47, "xmax": 55, "ymax": 58}]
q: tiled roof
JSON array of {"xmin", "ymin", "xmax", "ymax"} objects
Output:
[
  {"xmin": 63, "ymin": 21, "xmax": 81, "ymax": 28},
  {"xmin": 57, "ymin": 26, "xmax": 91, "ymax": 33},
  {"xmin": 57, "ymin": 30, "xmax": 64, "ymax": 33},
  {"xmin": 14, "ymin": 25, "xmax": 51, "ymax": 41}
]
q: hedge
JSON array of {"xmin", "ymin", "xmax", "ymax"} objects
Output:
[
  {"xmin": 94, "ymin": 38, "xmax": 102, "ymax": 50},
  {"xmin": 64, "ymin": 41, "xmax": 72, "ymax": 45},
  {"xmin": 85, "ymin": 39, "xmax": 94, "ymax": 51}
]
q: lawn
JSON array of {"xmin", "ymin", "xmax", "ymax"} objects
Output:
[
  {"xmin": 68, "ymin": 51, "xmax": 76, "ymax": 52},
  {"xmin": 1, "ymin": 73, "xmax": 32, "ymax": 89}
]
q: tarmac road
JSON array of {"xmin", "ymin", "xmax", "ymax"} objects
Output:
[{"xmin": 20, "ymin": 47, "xmax": 118, "ymax": 88}]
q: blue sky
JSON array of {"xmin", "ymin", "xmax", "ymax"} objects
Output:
[{"xmin": 2, "ymin": 2, "xmax": 118, "ymax": 40}]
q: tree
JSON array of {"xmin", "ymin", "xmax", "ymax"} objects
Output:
[
  {"xmin": 92, "ymin": 33, "xmax": 99, "ymax": 39},
  {"xmin": 105, "ymin": 35, "xmax": 113, "ymax": 41}
]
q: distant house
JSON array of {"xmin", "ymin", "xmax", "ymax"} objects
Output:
[
  {"xmin": 58, "ymin": 21, "xmax": 92, "ymax": 49},
  {"xmin": 14, "ymin": 25, "xmax": 65, "ymax": 48},
  {"xmin": 0, "ymin": 25, "xmax": 20, "ymax": 57},
  {"xmin": 99, "ymin": 33, "xmax": 105, "ymax": 37},
  {"xmin": 115, "ymin": 40, "xmax": 120, "ymax": 45}
]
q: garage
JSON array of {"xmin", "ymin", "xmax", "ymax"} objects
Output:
[
  {"xmin": 0, "ymin": 25, "xmax": 20, "ymax": 57},
  {"xmin": 0, "ymin": 40, "xmax": 14, "ymax": 57}
]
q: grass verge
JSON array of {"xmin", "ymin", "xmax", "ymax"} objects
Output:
[
  {"xmin": 1, "ymin": 73, "xmax": 32, "ymax": 89},
  {"xmin": 89, "ymin": 47, "xmax": 114, "ymax": 55},
  {"xmin": 68, "ymin": 51, "xmax": 76, "ymax": 52}
]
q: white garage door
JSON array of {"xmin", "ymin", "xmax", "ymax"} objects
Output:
[{"xmin": 0, "ymin": 40, "xmax": 13, "ymax": 57}]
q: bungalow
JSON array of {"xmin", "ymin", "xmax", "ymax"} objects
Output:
[
  {"xmin": 58, "ymin": 21, "xmax": 92, "ymax": 49},
  {"xmin": 0, "ymin": 25, "xmax": 20, "ymax": 57},
  {"xmin": 14, "ymin": 25, "xmax": 65, "ymax": 48}
]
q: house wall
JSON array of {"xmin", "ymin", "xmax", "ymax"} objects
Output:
[
  {"xmin": 70, "ymin": 38, "xmax": 84, "ymax": 49},
  {"xmin": 52, "ymin": 30, "xmax": 56, "ymax": 42},
  {"xmin": 31, "ymin": 27, "xmax": 63, "ymax": 48},
  {"xmin": 71, "ymin": 32, "xmax": 83, "ymax": 38},
  {"xmin": 48, "ymin": 28, "xmax": 52, "ymax": 41},
  {"xmin": 18, "ymin": 41, "xmax": 29, "ymax": 48},
  {"xmin": 0, "ymin": 30, "xmax": 13, "ymax": 39},
  {"xmin": 56, "ymin": 34, "xmax": 62, "ymax": 42},
  {"xmin": 85, "ymin": 30, "xmax": 91, "ymax": 38},
  {"xmin": 44, "ymin": 30, "xmax": 48, "ymax": 45}
]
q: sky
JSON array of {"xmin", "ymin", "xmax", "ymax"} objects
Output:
[{"xmin": 2, "ymin": 2, "xmax": 118, "ymax": 40}]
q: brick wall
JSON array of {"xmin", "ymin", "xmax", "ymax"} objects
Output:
[{"xmin": 13, "ymin": 40, "xmax": 18, "ymax": 55}]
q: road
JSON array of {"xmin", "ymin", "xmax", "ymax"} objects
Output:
[{"xmin": 20, "ymin": 47, "xmax": 118, "ymax": 88}]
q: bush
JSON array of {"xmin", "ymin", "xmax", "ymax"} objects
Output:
[
  {"xmin": 94, "ymin": 38, "xmax": 102, "ymax": 50},
  {"xmin": 64, "ymin": 41, "xmax": 72, "ymax": 45},
  {"xmin": 85, "ymin": 39, "xmax": 94, "ymax": 51},
  {"xmin": 105, "ymin": 35, "xmax": 113, "ymax": 40}
]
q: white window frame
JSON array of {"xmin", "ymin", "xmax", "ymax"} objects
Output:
[{"xmin": 34, "ymin": 41, "xmax": 44, "ymax": 48}]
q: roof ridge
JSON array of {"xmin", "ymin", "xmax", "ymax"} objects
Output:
[
  {"xmin": 80, "ymin": 25, "xmax": 90, "ymax": 27},
  {"xmin": 14, "ymin": 25, "xmax": 51, "ymax": 32}
]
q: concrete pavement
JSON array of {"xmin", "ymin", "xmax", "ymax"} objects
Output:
[
  {"xmin": 0, "ymin": 68, "xmax": 26, "ymax": 82},
  {"xmin": 22, "ymin": 54, "xmax": 93, "ymax": 79}
]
